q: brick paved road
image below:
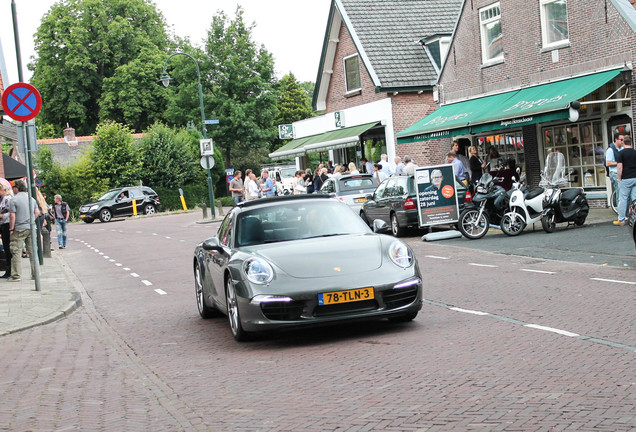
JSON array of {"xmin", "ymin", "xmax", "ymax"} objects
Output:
[{"xmin": 0, "ymin": 212, "xmax": 634, "ymax": 431}]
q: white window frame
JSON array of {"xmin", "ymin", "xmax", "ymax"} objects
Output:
[
  {"xmin": 479, "ymin": 3, "xmax": 504, "ymax": 65},
  {"xmin": 343, "ymin": 54, "xmax": 361, "ymax": 94},
  {"xmin": 540, "ymin": 0, "xmax": 569, "ymax": 49}
]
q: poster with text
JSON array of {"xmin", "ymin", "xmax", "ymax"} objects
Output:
[{"xmin": 415, "ymin": 164, "xmax": 460, "ymax": 226}]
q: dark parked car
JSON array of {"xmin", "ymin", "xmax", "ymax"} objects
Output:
[
  {"xmin": 193, "ymin": 194, "xmax": 423, "ymax": 341},
  {"xmin": 629, "ymin": 199, "xmax": 636, "ymax": 252},
  {"xmin": 318, "ymin": 173, "xmax": 379, "ymax": 213},
  {"xmin": 360, "ymin": 174, "xmax": 470, "ymax": 236},
  {"xmin": 79, "ymin": 186, "xmax": 161, "ymax": 223}
]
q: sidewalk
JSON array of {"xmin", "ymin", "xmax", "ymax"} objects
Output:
[{"xmin": 0, "ymin": 207, "xmax": 620, "ymax": 337}]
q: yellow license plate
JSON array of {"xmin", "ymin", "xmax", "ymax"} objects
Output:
[
  {"xmin": 318, "ymin": 287, "xmax": 374, "ymax": 305},
  {"xmin": 355, "ymin": 197, "xmax": 367, "ymax": 203}
]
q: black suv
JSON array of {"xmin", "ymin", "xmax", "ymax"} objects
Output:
[{"xmin": 79, "ymin": 186, "xmax": 161, "ymax": 223}]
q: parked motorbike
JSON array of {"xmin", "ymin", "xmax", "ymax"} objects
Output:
[
  {"xmin": 500, "ymin": 168, "xmax": 545, "ymax": 236},
  {"xmin": 458, "ymin": 165, "xmax": 510, "ymax": 239},
  {"xmin": 540, "ymin": 152, "xmax": 589, "ymax": 233}
]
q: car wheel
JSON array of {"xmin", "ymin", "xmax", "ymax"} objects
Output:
[
  {"xmin": 195, "ymin": 261, "xmax": 217, "ymax": 319},
  {"xmin": 541, "ymin": 214, "xmax": 556, "ymax": 233},
  {"xmin": 501, "ymin": 212, "xmax": 525, "ymax": 236},
  {"xmin": 144, "ymin": 204, "xmax": 156, "ymax": 215},
  {"xmin": 388, "ymin": 311, "xmax": 418, "ymax": 323},
  {"xmin": 458, "ymin": 209, "xmax": 490, "ymax": 239},
  {"xmin": 390, "ymin": 213, "xmax": 406, "ymax": 237},
  {"xmin": 226, "ymin": 277, "xmax": 250, "ymax": 341},
  {"xmin": 82, "ymin": 218, "xmax": 94, "ymax": 224},
  {"xmin": 99, "ymin": 208, "xmax": 112, "ymax": 223}
]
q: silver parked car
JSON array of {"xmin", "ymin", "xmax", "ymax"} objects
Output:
[{"xmin": 319, "ymin": 173, "xmax": 379, "ymax": 213}]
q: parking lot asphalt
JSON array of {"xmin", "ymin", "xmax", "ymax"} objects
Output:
[{"xmin": 0, "ymin": 207, "xmax": 628, "ymax": 336}]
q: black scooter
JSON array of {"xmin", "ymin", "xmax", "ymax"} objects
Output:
[
  {"xmin": 458, "ymin": 165, "xmax": 511, "ymax": 239},
  {"xmin": 540, "ymin": 152, "xmax": 589, "ymax": 233}
]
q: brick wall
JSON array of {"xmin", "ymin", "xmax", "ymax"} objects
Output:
[{"xmin": 325, "ymin": 22, "xmax": 387, "ymax": 113}]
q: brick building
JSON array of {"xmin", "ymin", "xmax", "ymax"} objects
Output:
[
  {"xmin": 269, "ymin": 0, "xmax": 462, "ymax": 169},
  {"xmin": 397, "ymin": 0, "xmax": 635, "ymax": 207}
]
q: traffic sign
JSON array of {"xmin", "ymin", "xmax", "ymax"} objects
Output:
[
  {"xmin": 204, "ymin": 119, "xmax": 219, "ymax": 125},
  {"xmin": 226, "ymin": 175, "xmax": 234, "ymax": 184},
  {"xmin": 1, "ymin": 83, "xmax": 42, "ymax": 122},
  {"xmin": 200, "ymin": 155, "xmax": 215, "ymax": 170}
]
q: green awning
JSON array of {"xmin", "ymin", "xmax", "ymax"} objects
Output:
[
  {"xmin": 397, "ymin": 68, "xmax": 622, "ymax": 144},
  {"xmin": 269, "ymin": 122, "xmax": 379, "ymax": 160}
]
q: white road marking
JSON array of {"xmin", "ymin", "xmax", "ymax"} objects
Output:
[
  {"xmin": 469, "ymin": 263, "xmax": 498, "ymax": 268},
  {"xmin": 165, "ymin": 236, "xmax": 171, "ymax": 239},
  {"xmin": 425, "ymin": 255, "xmax": 450, "ymax": 260},
  {"xmin": 123, "ymin": 267, "xmax": 130, "ymax": 271},
  {"xmin": 591, "ymin": 277, "xmax": 636, "ymax": 285},
  {"xmin": 449, "ymin": 307, "xmax": 489, "ymax": 316},
  {"xmin": 109, "ymin": 259, "xmax": 115, "ymax": 262},
  {"xmin": 524, "ymin": 324, "xmax": 579, "ymax": 337},
  {"xmin": 142, "ymin": 280, "xmax": 152, "ymax": 286},
  {"xmin": 520, "ymin": 269, "xmax": 555, "ymax": 274},
  {"xmin": 154, "ymin": 289, "xmax": 167, "ymax": 295},
  {"xmin": 115, "ymin": 263, "xmax": 122, "ymax": 266},
  {"xmin": 103, "ymin": 256, "xmax": 110, "ymax": 259},
  {"xmin": 130, "ymin": 273, "xmax": 139, "ymax": 278}
]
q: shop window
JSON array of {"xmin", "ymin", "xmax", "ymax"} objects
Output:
[
  {"xmin": 479, "ymin": 3, "xmax": 503, "ymax": 64},
  {"xmin": 475, "ymin": 131, "xmax": 524, "ymax": 173},
  {"xmin": 542, "ymin": 121, "xmax": 605, "ymax": 189},
  {"xmin": 344, "ymin": 55, "xmax": 361, "ymax": 93},
  {"xmin": 540, "ymin": 0, "xmax": 569, "ymax": 48}
]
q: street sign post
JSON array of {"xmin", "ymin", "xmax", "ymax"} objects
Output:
[
  {"xmin": 1, "ymin": 82, "xmax": 43, "ymax": 291},
  {"xmin": 200, "ymin": 155, "xmax": 215, "ymax": 170}
]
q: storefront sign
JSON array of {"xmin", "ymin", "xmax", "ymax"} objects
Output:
[
  {"xmin": 415, "ymin": 164, "xmax": 460, "ymax": 227},
  {"xmin": 335, "ymin": 111, "xmax": 345, "ymax": 128},
  {"xmin": 278, "ymin": 124, "xmax": 294, "ymax": 140}
]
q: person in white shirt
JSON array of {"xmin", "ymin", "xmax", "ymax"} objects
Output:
[
  {"xmin": 394, "ymin": 156, "xmax": 405, "ymax": 175},
  {"xmin": 379, "ymin": 154, "xmax": 393, "ymax": 176},
  {"xmin": 403, "ymin": 155, "xmax": 418, "ymax": 175},
  {"xmin": 372, "ymin": 163, "xmax": 388, "ymax": 183},
  {"xmin": 348, "ymin": 162, "xmax": 360, "ymax": 175},
  {"xmin": 247, "ymin": 172, "xmax": 260, "ymax": 200}
]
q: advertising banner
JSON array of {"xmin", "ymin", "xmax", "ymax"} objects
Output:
[{"xmin": 415, "ymin": 164, "xmax": 460, "ymax": 227}]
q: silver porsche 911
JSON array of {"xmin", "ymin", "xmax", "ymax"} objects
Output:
[{"xmin": 193, "ymin": 194, "xmax": 423, "ymax": 341}]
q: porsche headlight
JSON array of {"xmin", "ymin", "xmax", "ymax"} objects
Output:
[
  {"xmin": 244, "ymin": 257, "xmax": 274, "ymax": 284},
  {"xmin": 389, "ymin": 241, "xmax": 413, "ymax": 268}
]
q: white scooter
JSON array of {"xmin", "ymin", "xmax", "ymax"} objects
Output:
[{"xmin": 500, "ymin": 168, "xmax": 546, "ymax": 236}]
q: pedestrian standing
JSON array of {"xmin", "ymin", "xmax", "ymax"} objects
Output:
[
  {"xmin": 394, "ymin": 156, "xmax": 405, "ymax": 175},
  {"xmin": 606, "ymin": 131, "xmax": 624, "ymax": 197},
  {"xmin": 469, "ymin": 145, "xmax": 484, "ymax": 184},
  {"xmin": 8, "ymin": 180, "xmax": 40, "ymax": 282},
  {"xmin": 229, "ymin": 171, "xmax": 244, "ymax": 205},
  {"xmin": 53, "ymin": 194, "xmax": 70, "ymax": 249},
  {"xmin": 260, "ymin": 170, "xmax": 275, "ymax": 196},
  {"xmin": 615, "ymin": 136, "xmax": 636, "ymax": 226},
  {"xmin": 0, "ymin": 183, "xmax": 14, "ymax": 278}
]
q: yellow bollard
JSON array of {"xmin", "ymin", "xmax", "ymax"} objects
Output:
[
  {"xmin": 132, "ymin": 200, "xmax": 137, "ymax": 215},
  {"xmin": 179, "ymin": 188, "xmax": 188, "ymax": 210}
]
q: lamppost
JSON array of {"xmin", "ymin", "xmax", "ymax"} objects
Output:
[{"xmin": 161, "ymin": 52, "xmax": 215, "ymax": 218}]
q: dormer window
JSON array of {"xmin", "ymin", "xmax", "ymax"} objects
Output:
[
  {"xmin": 344, "ymin": 54, "xmax": 361, "ymax": 93},
  {"xmin": 479, "ymin": 3, "xmax": 503, "ymax": 65},
  {"xmin": 421, "ymin": 34, "xmax": 452, "ymax": 73},
  {"xmin": 540, "ymin": 0, "xmax": 569, "ymax": 49}
]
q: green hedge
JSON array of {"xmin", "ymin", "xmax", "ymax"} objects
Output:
[{"xmin": 153, "ymin": 184, "xmax": 236, "ymax": 211}]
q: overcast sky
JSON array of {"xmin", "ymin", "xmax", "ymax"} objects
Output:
[{"xmin": 0, "ymin": 0, "xmax": 331, "ymax": 85}]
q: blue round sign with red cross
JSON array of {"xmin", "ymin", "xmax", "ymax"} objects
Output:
[{"xmin": 1, "ymin": 82, "xmax": 42, "ymax": 122}]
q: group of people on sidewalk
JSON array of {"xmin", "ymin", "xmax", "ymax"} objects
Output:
[
  {"xmin": 606, "ymin": 131, "xmax": 636, "ymax": 226},
  {"xmin": 0, "ymin": 180, "xmax": 70, "ymax": 282}
]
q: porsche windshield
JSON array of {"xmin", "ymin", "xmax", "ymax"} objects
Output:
[{"xmin": 236, "ymin": 200, "xmax": 370, "ymax": 246}]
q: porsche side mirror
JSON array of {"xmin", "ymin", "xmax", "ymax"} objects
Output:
[
  {"xmin": 202, "ymin": 237, "xmax": 223, "ymax": 252},
  {"xmin": 373, "ymin": 219, "xmax": 389, "ymax": 233}
]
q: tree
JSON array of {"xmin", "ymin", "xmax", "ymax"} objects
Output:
[
  {"xmin": 91, "ymin": 121, "xmax": 141, "ymax": 186},
  {"xmin": 30, "ymin": 0, "xmax": 169, "ymax": 135},
  {"xmin": 99, "ymin": 47, "xmax": 169, "ymax": 132},
  {"xmin": 200, "ymin": 7, "xmax": 278, "ymax": 169},
  {"xmin": 138, "ymin": 122, "xmax": 198, "ymax": 188},
  {"xmin": 272, "ymin": 73, "xmax": 314, "ymax": 152}
]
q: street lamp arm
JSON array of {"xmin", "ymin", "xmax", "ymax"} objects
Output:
[{"xmin": 161, "ymin": 52, "xmax": 207, "ymax": 139}]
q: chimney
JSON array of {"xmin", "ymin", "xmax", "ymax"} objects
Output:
[{"xmin": 63, "ymin": 123, "xmax": 78, "ymax": 146}]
